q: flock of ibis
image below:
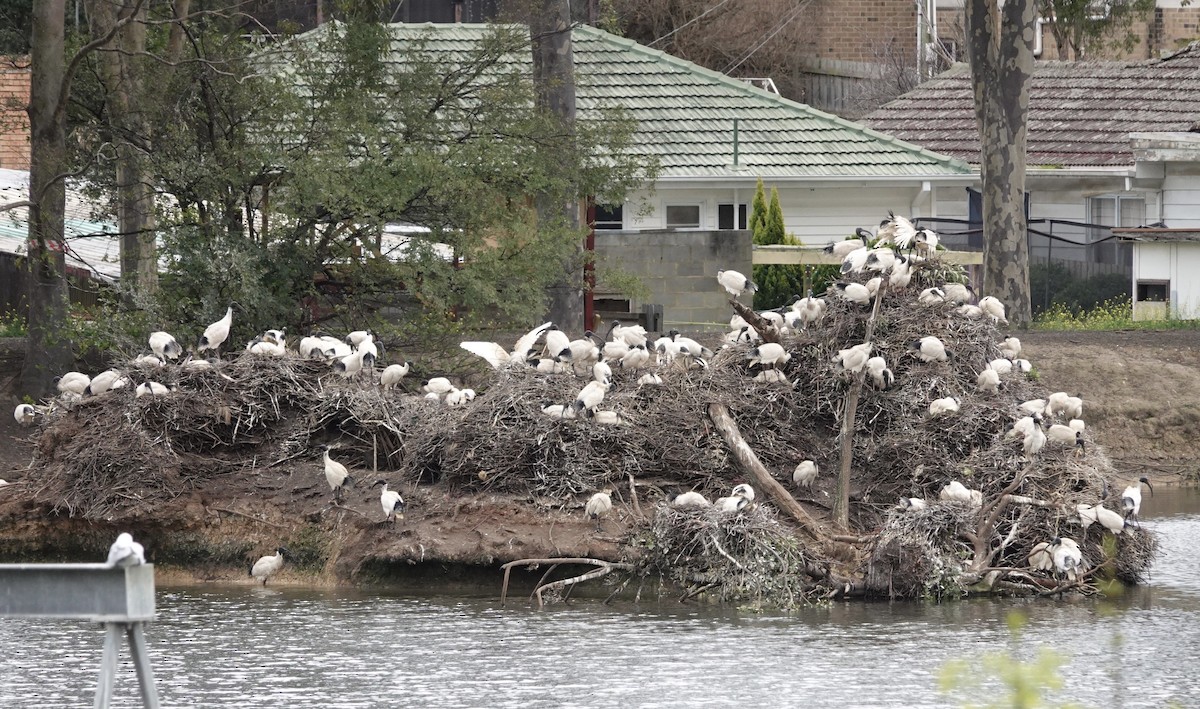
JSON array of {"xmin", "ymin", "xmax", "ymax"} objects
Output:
[{"xmin": 12, "ymin": 211, "xmax": 1158, "ymax": 589}]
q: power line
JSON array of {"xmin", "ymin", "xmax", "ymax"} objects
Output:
[
  {"xmin": 722, "ymin": 0, "xmax": 811, "ymax": 75},
  {"xmin": 648, "ymin": 0, "xmax": 737, "ymax": 48}
]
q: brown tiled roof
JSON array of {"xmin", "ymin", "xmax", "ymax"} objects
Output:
[{"xmin": 861, "ymin": 43, "xmax": 1200, "ymax": 168}]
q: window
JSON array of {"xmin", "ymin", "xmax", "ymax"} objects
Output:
[
  {"xmin": 718, "ymin": 203, "xmax": 748, "ymax": 230},
  {"xmin": 1137, "ymin": 280, "xmax": 1168, "ymax": 302},
  {"xmin": 593, "ymin": 204, "xmax": 623, "ymax": 230},
  {"xmin": 665, "ymin": 204, "xmax": 701, "ymax": 229},
  {"xmin": 1088, "ymin": 195, "xmax": 1142, "ymax": 265}
]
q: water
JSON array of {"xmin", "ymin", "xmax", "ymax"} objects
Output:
[{"xmin": 3, "ymin": 490, "xmax": 1200, "ymax": 708}]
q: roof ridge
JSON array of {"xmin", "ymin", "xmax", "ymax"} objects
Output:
[{"xmin": 571, "ymin": 24, "xmax": 970, "ymax": 173}]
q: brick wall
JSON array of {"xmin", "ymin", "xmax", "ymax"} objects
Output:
[
  {"xmin": 796, "ymin": 0, "xmax": 919, "ymax": 66},
  {"xmin": 0, "ymin": 59, "xmax": 30, "ymax": 171},
  {"xmin": 595, "ymin": 230, "xmax": 752, "ymax": 329}
]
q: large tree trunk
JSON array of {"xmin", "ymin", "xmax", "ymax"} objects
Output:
[
  {"xmin": 22, "ymin": 0, "xmax": 74, "ymax": 398},
  {"xmin": 531, "ymin": 0, "xmax": 583, "ymax": 331},
  {"xmin": 89, "ymin": 0, "xmax": 158, "ymax": 294},
  {"xmin": 966, "ymin": 0, "xmax": 1035, "ymax": 328}
]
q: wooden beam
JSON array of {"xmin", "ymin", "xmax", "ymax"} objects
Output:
[{"xmin": 753, "ymin": 245, "xmax": 983, "ymax": 266}]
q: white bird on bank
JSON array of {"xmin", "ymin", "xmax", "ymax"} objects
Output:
[
  {"xmin": 1122, "ymin": 477, "xmax": 1153, "ymax": 527},
  {"xmin": 866, "ymin": 356, "xmax": 893, "ymax": 390},
  {"xmin": 1050, "ymin": 537, "xmax": 1083, "ymax": 582},
  {"xmin": 911, "ymin": 336, "xmax": 948, "ymax": 363},
  {"xmin": 978, "ymin": 296, "xmax": 1008, "ymax": 325},
  {"xmin": 14, "ymin": 404, "xmax": 38, "ymax": 426},
  {"xmin": 593, "ymin": 361, "xmax": 613, "ymax": 387},
  {"xmin": 988, "ymin": 358, "xmax": 1014, "ymax": 375},
  {"xmin": 445, "ymin": 388, "xmax": 476, "ymax": 407},
  {"xmin": 459, "ymin": 322, "xmax": 554, "ymax": 369},
  {"xmin": 1028, "ymin": 542, "xmax": 1054, "ymax": 571},
  {"xmin": 976, "ymin": 368, "xmax": 1000, "ymax": 394},
  {"xmin": 149, "ymin": 331, "xmax": 183, "ymax": 360},
  {"xmin": 56, "ymin": 372, "xmax": 91, "ymax": 396},
  {"xmin": 619, "ymin": 344, "xmax": 651, "ymax": 370},
  {"xmin": 714, "ymin": 484, "xmax": 755, "ymax": 513},
  {"xmin": 918, "ymin": 287, "xmax": 946, "ymax": 305},
  {"xmin": 1047, "ymin": 392, "xmax": 1083, "ymax": 419},
  {"xmin": 833, "ymin": 281, "xmax": 872, "ymax": 306},
  {"xmin": 748, "ymin": 343, "xmax": 790, "ymax": 369},
  {"xmin": 1019, "ymin": 399, "xmax": 1047, "ymax": 415},
  {"xmin": 250, "ymin": 547, "xmax": 288, "ymax": 586},
  {"xmin": 334, "ymin": 349, "xmax": 370, "ymax": 378},
  {"xmin": 637, "ymin": 372, "xmax": 663, "ymax": 387},
  {"xmin": 1023, "ymin": 417, "xmax": 1047, "ymax": 458},
  {"xmin": 373, "ymin": 480, "xmax": 406, "ymax": 523},
  {"xmin": 929, "ymin": 396, "xmax": 960, "ymax": 416},
  {"xmin": 898, "ymin": 497, "xmax": 928, "ymax": 512},
  {"xmin": 717, "ymin": 269, "xmax": 757, "ymax": 297},
  {"xmin": 790, "ymin": 290, "xmax": 827, "ymax": 328},
  {"xmin": 573, "ymin": 380, "xmax": 610, "ymax": 413},
  {"xmin": 834, "ymin": 343, "xmax": 873, "ymax": 373},
  {"xmin": 999, "ymin": 337, "xmax": 1022, "ymax": 360},
  {"xmin": 672, "ymin": 491, "xmax": 710, "ymax": 508},
  {"xmin": 105, "ymin": 532, "xmax": 145, "ymax": 567},
  {"xmin": 1078, "ymin": 503, "xmax": 1124, "ymax": 535},
  {"xmin": 586, "ymin": 490, "xmax": 613, "ymax": 531},
  {"xmin": 942, "ymin": 282, "xmax": 974, "ymax": 305},
  {"xmin": 86, "ymin": 369, "xmax": 124, "ymax": 396},
  {"xmin": 422, "ymin": 377, "xmax": 455, "ymax": 397},
  {"xmin": 135, "ymin": 381, "xmax": 170, "ymax": 398},
  {"xmin": 824, "ymin": 231, "xmax": 870, "ymax": 259},
  {"xmin": 323, "ymin": 447, "xmax": 353, "ymax": 502},
  {"xmin": 939, "ymin": 481, "xmax": 982, "ymax": 506},
  {"xmin": 793, "ymin": 460, "xmax": 819, "ymax": 487},
  {"xmin": 197, "ymin": 306, "xmax": 234, "ymax": 358},
  {"xmin": 380, "ymin": 362, "xmax": 411, "ymax": 389}
]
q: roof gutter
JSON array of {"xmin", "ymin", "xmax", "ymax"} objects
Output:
[{"xmin": 655, "ymin": 174, "xmax": 976, "ymax": 187}]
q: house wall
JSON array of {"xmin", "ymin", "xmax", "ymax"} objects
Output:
[
  {"xmin": 1130, "ymin": 241, "xmax": 1200, "ymax": 319},
  {"xmin": 0, "ymin": 59, "xmax": 31, "ymax": 171},
  {"xmin": 623, "ymin": 184, "xmax": 937, "ymax": 246},
  {"xmin": 594, "ymin": 229, "xmax": 751, "ymax": 330},
  {"xmin": 1160, "ymin": 166, "xmax": 1200, "ymax": 228}
]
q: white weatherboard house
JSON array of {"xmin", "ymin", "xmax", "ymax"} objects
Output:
[
  {"xmin": 864, "ymin": 44, "xmax": 1200, "ymax": 279},
  {"xmin": 366, "ymin": 23, "xmax": 973, "ymax": 326}
]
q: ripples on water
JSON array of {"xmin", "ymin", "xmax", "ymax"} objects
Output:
[{"xmin": 3, "ymin": 491, "xmax": 1200, "ymax": 708}]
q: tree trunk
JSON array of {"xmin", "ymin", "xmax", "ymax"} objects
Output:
[
  {"xmin": 22, "ymin": 0, "xmax": 74, "ymax": 397},
  {"xmin": 966, "ymin": 0, "xmax": 1035, "ymax": 328},
  {"xmin": 90, "ymin": 0, "xmax": 157, "ymax": 294},
  {"xmin": 531, "ymin": 0, "xmax": 583, "ymax": 331}
]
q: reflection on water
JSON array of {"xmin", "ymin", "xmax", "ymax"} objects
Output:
[{"xmin": 2, "ymin": 490, "xmax": 1199, "ymax": 708}]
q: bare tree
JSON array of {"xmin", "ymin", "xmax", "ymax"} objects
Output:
[{"xmin": 966, "ymin": 0, "xmax": 1035, "ymax": 327}]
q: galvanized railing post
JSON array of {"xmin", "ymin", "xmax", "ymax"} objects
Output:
[{"xmin": 0, "ymin": 563, "xmax": 158, "ymax": 708}]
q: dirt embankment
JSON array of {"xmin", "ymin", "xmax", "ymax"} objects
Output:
[
  {"xmin": 1020, "ymin": 330, "xmax": 1200, "ymax": 480},
  {"xmin": 0, "ymin": 328, "xmax": 1195, "ymax": 590}
]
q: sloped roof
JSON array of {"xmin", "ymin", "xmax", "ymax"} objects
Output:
[
  {"xmin": 359, "ymin": 23, "xmax": 970, "ymax": 179},
  {"xmin": 862, "ymin": 43, "xmax": 1200, "ymax": 168}
]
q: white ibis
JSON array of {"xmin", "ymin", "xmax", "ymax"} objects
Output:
[{"xmin": 250, "ymin": 547, "xmax": 288, "ymax": 586}]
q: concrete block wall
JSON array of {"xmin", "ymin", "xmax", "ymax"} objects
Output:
[{"xmin": 595, "ymin": 229, "xmax": 751, "ymax": 331}]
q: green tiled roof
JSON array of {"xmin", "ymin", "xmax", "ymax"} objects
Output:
[{"xmin": 361, "ymin": 23, "xmax": 971, "ymax": 179}]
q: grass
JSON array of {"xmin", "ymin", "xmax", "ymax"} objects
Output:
[{"xmin": 1032, "ymin": 295, "xmax": 1200, "ymax": 331}]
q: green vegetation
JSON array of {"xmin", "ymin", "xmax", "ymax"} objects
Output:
[
  {"xmin": 59, "ymin": 16, "xmax": 654, "ymax": 354},
  {"xmin": 1029, "ymin": 262, "xmax": 1128, "ymax": 317},
  {"xmin": 0, "ymin": 311, "xmax": 26, "ymax": 337},
  {"xmin": 940, "ymin": 612, "xmax": 1083, "ymax": 709},
  {"xmin": 1032, "ymin": 295, "xmax": 1200, "ymax": 331}
]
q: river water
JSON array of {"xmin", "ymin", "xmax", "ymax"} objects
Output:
[{"xmin": 3, "ymin": 489, "xmax": 1200, "ymax": 708}]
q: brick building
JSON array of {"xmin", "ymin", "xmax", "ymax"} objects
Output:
[{"xmin": 0, "ymin": 58, "xmax": 30, "ymax": 171}]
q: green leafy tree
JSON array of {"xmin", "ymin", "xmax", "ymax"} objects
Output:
[
  {"xmin": 752, "ymin": 186, "xmax": 802, "ymax": 309},
  {"xmin": 66, "ymin": 15, "xmax": 654, "ymax": 351},
  {"xmin": 749, "ymin": 177, "xmax": 767, "ymax": 237}
]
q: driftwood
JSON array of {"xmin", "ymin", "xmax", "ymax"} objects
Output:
[{"xmin": 499, "ymin": 557, "xmax": 634, "ymax": 609}]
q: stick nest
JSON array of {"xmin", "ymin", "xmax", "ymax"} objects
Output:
[{"xmin": 16, "ymin": 266, "xmax": 1157, "ymax": 603}]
